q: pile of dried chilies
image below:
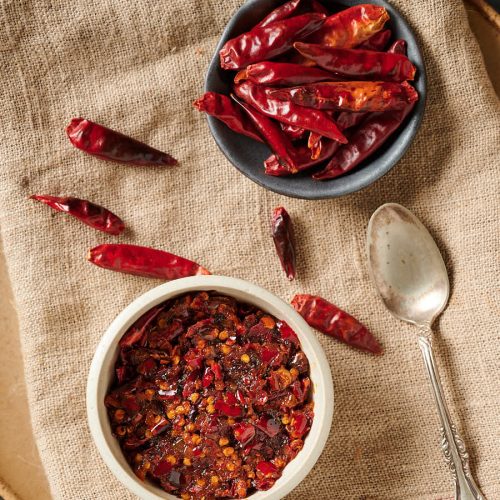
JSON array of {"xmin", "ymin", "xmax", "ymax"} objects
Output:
[{"xmin": 194, "ymin": 1, "xmax": 418, "ymax": 180}]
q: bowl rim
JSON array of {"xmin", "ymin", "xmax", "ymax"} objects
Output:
[
  {"xmin": 204, "ymin": 0, "xmax": 427, "ymax": 200},
  {"xmin": 86, "ymin": 275, "xmax": 334, "ymax": 500}
]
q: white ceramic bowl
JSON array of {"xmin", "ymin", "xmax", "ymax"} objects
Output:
[{"xmin": 87, "ymin": 276, "xmax": 334, "ymax": 500}]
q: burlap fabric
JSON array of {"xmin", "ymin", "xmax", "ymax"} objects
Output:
[{"xmin": 0, "ymin": 0, "xmax": 498, "ymax": 498}]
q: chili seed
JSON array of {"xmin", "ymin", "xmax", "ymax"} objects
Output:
[
  {"xmin": 183, "ymin": 457, "xmax": 192, "ymax": 466},
  {"xmin": 192, "ymin": 434, "xmax": 201, "ymax": 445},
  {"xmin": 114, "ymin": 409, "xmax": 125, "ymax": 422},
  {"xmin": 207, "ymin": 396, "xmax": 215, "ymax": 404},
  {"xmin": 210, "ymin": 475, "xmax": 219, "ymax": 486},
  {"xmin": 226, "ymin": 462, "xmax": 236, "ymax": 471},
  {"xmin": 240, "ymin": 354, "xmax": 250, "ymax": 363},
  {"xmin": 223, "ymin": 446, "xmax": 235, "ymax": 457},
  {"xmin": 261, "ymin": 316, "xmax": 276, "ymax": 329},
  {"xmin": 221, "ymin": 345, "xmax": 231, "ymax": 354},
  {"xmin": 219, "ymin": 437, "xmax": 229, "ymax": 446},
  {"xmin": 282, "ymin": 415, "xmax": 291, "ymax": 425},
  {"xmin": 189, "ymin": 392, "xmax": 200, "ymax": 403},
  {"xmin": 218, "ymin": 330, "xmax": 229, "ymax": 340},
  {"xmin": 167, "ymin": 409, "xmax": 176, "ymax": 420},
  {"xmin": 166, "ymin": 455, "xmax": 176, "ymax": 465},
  {"xmin": 172, "ymin": 355, "xmax": 181, "ymax": 365}
]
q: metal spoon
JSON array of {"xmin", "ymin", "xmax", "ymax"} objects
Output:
[{"xmin": 366, "ymin": 203, "xmax": 485, "ymax": 500}]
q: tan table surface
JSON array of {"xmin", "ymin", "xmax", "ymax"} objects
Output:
[{"xmin": 0, "ymin": 5, "xmax": 498, "ymax": 500}]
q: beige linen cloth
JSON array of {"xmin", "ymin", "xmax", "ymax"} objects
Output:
[{"xmin": 0, "ymin": 0, "xmax": 499, "ymax": 498}]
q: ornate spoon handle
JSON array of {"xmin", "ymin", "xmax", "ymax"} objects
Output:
[{"xmin": 418, "ymin": 335, "xmax": 486, "ymax": 500}]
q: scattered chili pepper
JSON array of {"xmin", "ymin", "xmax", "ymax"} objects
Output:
[
  {"xmin": 220, "ymin": 13, "xmax": 326, "ymax": 70},
  {"xmin": 30, "ymin": 195, "xmax": 124, "ymax": 235},
  {"xmin": 66, "ymin": 118, "xmax": 178, "ymax": 166},
  {"xmin": 313, "ymin": 100, "xmax": 417, "ymax": 180},
  {"xmin": 388, "ymin": 39, "xmax": 407, "ymax": 55},
  {"xmin": 106, "ymin": 291, "xmax": 314, "ymax": 497},
  {"xmin": 88, "ymin": 244, "xmax": 210, "ymax": 280},
  {"xmin": 234, "ymin": 81, "xmax": 347, "ymax": 143},
  {"xmin": 271, "ymin": 81, "xmax": 418, "ymax": 112},
  {"xmin": 358, "ymin": 28, "xmax": 392, "ymax": 51},
  {"xmin": 294, "ymin": 43, "xmax": 416, "ymax": 82},
  {"xmin": 281, "ymin": 123, "xmax": 306, "ymax": 141},
  {"xmin": 271, "ymin": 207, "xmax": 296, "ymax": 280},
  {"xmin": 256, "ymin": 0, "xmax": 303, "ymax": 28},
  {"xmin": 307, "ymin": 4, "xmax": 389, "ymax": 47},
  {"xmin": 231, "ymin": 94, "xmax": 299, "ymax": 172},
  {"xmin": 291, "ymin": 294, "xmax": 382, "ymax": 354},
  {"xmin": 265, "ymin": 139, "xmax": 339, "ymax": 176},
  {"xmin": 234, "ymin": 62, "xmax": 335, "ymax": 86},
  {"xmin": 193, "ymin": 92, "xmax": 263, "ymax": 143}
]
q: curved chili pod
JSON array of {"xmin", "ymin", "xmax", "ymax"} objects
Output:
[
  {"xmin": 30, "ymin": 195, "xmax": 124, "ymax": 235},
  {"xmin": 271, "ymin": 207, "xmax": 296, "ymax": 280},
  {"xmin": 66, "ymin": 118, "xmax": 178, "ymax": 166},
  {"xmin": 271, "ymin": 81, "xmax": 418, "ymax": 112},
  {"xmin": 193, "ymin": 92, "xmax": 263, "ymax": 143},
  {"xmin": 313, "ymin": 100, "xmax": 416, "ymax": 180},
  {"xmin": 294, "ymin": 42, "xmax": 416, "ymax": 82},
  {"xmin": 234, "ymin": 62, "xmax": 335, "ymax": 86},
  {"xmin": 231, "ymin": 94, "xmax": 298, "ymax": 172},
  {"xmin": 256, "ymin": 0, "xmax": 303, "ymax": 28},
  {"xmin": 234, "ymin": 81, "xmax": 346, "ymax": 143},
  {"xmin": 265, "ymin": 139, "xmax": 340, "ymax": 176},
  {"xmin": 307, "ymin": 4, "xmax": 389, "ymax": 47},
  {"xmin": 88, "ymin": 244, "xmax": 211, "ymax": 280},
  {"xmin": 291, "ymin": 294, "xmax": 382, "ymax": 354},
  {"xmin": 358, "ymin": 29, "xmax": 391, "ymax": 51},
  {"xmin": 388, "ymin": 39, "xmax": 407, "ymax": 55},
  {"xmin": 219, "ymin": 13, "xmax": 326, "ymax": 70}
]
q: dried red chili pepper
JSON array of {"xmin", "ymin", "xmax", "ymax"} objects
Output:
[
  {"xmin": 234, "ymin": 81, "xmax": 347, "ymax": 143},
  {"xmin": 281, "ymin": 123, "xmax": 306, "ymax": 141},
  {"xmin": 234, "ymin": 62, "xmax": 335, "ymax": 86},
  {"xmin": 220, "ymin": 13, "xmax": 326, "ymax": 70},
  {"xmin": 30, "ymin": 195, "xmax": 124, "ymax": 235},
  {"xmin": 88, "ymin": 244, "xmax": 210, "ymax": 280},
  {"xmin": 313, "ymin": 99, "xmax": 416, "ymax": 180},
  {"xmin": 66, "ymin": 118, "xmax": 177, "ymax": 166},
  {"xmin": 193, "ymin": 92, "xmax": 263, "ymax": 143},
  {"xmin": 358, "ymin": 28, "xmax": 391, "ymax": 51},
  {"xmin": 256, "ymin": 0, "xmax": 303, "ymax": 28},
  {"xmin": 265, "ymin": 139, "xmax": 339, "ymax": 176},
  {"xmin": 271, "ymin": 207, "xmax": 296, "ymax": 280},
  {"xmin": 294, "ymin": 42, "xmax": 416, "ymax": 82},
  {"xmin": 231, "ymin": 94, "xmax": 299, "ymax": 172},
  {"xmin": 388, "ymin": 39, "xmax": 407, "ymax": 55},
  {"xmin": 291, "ymin": 294, "xmax": 382, "ymax": 354},
  {"xmin": 307, "ymin": 4, "xmax": 389, "ymax": 48},
  {"xmin": 271, "ymin": 81, "xmax": 418, "ymax": 112}
]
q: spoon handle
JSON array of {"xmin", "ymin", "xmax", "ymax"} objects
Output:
[{"xmin": 418, "ymin": 336, "xmax": 486, "ymax": 500}]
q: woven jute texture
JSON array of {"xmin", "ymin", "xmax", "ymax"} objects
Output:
[{"xmin": 0, "ymin": 0, "xmax": 498, "ymax": 498}]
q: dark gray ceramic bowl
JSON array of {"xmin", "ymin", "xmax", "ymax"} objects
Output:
[{"xmin": 205, "ymin": 0, "xmax": 426, "ymax": 199}]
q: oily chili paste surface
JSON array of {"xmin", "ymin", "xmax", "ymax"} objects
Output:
[{"xmin": 105, "ymin": 291, "xmax": 313, "ymax": 499}]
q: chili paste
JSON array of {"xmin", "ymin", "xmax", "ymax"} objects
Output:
[{"xmin": 105, "ymin": 291, "xmax": 314, "ymax": 499}]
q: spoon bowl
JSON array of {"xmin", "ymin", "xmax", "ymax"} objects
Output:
[{"xmin": 367, "ymin": 203, "xmax": 449, "ymax": 327}]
